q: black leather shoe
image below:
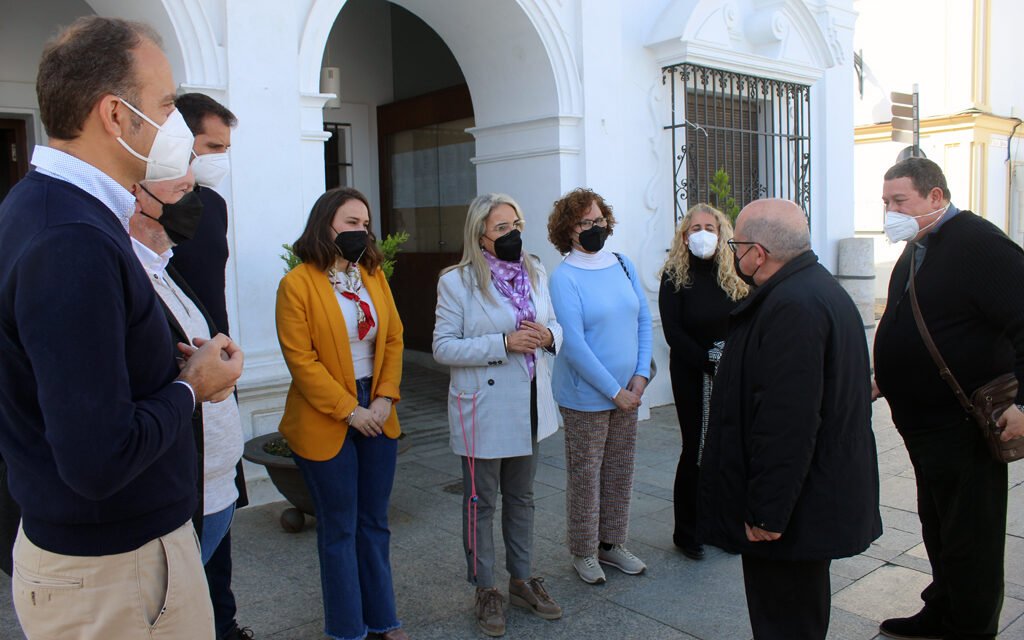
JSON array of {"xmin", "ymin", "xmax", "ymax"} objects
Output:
[
  {"xmin": 220, "ymin": 625, "xmax": 255, "ymax": 640},
  {"xmin": 879, "ymin": 611, "xmax": 945, "ymax": 639},
  {"xmin": 677, "ymin": 543, "xmax": 705, "ymax": 560}
]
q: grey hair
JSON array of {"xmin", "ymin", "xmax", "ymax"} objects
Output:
[
  {"xmin": 442, "ymin": 193, "xmax": 538, "ymax": 301},
  {"xmin": 743, "ymin": 209, "xmax": 811, "ymax": 263}
]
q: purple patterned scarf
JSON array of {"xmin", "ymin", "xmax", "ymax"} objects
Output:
[{"xmin": 483, "ymin": 251, "xmax": 537, "ymax": 378}]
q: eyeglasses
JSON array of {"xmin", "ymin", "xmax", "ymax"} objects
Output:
[
  {"xmin": 487, "ymin": 218, "xmax": 524, "ymax": 236},
  {"xmin": 577, "ymin": 217, "xmax": 608, "ymax": 231},
  {"xmin": 726, "ymin": 239, "xmax": 771, "ymax": 254}
]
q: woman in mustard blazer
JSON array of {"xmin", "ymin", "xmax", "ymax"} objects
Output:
[{"xmin": 275, "ymin": 187, "xmax": 407, "ymax": 640}]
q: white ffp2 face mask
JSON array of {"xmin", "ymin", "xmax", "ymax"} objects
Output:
[
  {"xmin": 191, "ymin": 152, "xmax": 230, "ymax": 188},
  {"xmin": 115, "ymin": 99, "xmax": 195, "ymax": 182},
  {"xmin": 687, "ymin": 229, "xmax": 718, "ymax": 259},
  {"xmin": 883, "ymin": 204, "xmax": 949, "ymax": 243}
]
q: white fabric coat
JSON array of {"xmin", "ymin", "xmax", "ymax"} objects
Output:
[{"xmin": 433, "ymin": 260, "xmax": 562, "ymax": 459}]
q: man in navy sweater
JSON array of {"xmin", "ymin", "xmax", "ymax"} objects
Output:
[
  {"xmin": 0, "ymin": 16, "xmax": 242, "ymax": 639},
  {"xmin": 172, "ymin": 92, "xmax": 254, "ymax": 640}
]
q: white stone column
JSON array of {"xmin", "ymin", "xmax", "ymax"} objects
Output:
[
  {"xmin": 223, "ymin": 0, "xmax": 323, "ymax": 504},
  {"xmin": 808, "ymin": 1, "xmax": 857, "ymax": 273}
]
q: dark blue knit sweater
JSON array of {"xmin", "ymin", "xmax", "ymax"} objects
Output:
[{"xmin": 0, "ymin": 171, "xmax": 198, "ymax": 556}]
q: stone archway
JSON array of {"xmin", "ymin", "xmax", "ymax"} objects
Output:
[
  {"xmin": 298, "ymin": 0, "xmax": 583, "ymax": 266},
  {"xmin": 85, "ymin": 0, "xmax": 226, "ymax": 91}
]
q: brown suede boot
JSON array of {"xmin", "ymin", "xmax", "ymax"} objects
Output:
[
  {"xmin": 474, "ymin": 587, "xmax": 506, "ymax": 637},
  {"xmin": 508, "ymin": 577, "xmax": 562, "ymax": 620}
]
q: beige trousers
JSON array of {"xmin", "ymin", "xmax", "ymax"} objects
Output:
[{"xmin": 12, "ymin": 521, "xmax": 215, "ymax": 640}]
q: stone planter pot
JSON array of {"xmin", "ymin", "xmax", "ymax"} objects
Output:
[{"xmin": 242, "ymin": 433, "xmax": 314, "ymax": 532}]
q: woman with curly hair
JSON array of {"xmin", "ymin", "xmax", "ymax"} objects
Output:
[
  {"xmin": 546, "ymin": 188, "xmax": 653, "ymax": 585},
  {"xmin": 658, "ymin": 203, "xmax": 748, "ymax": 561}
]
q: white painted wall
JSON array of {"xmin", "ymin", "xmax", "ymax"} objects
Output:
[
  {"xmin": 852, "ymin": 0, "xmax": 973, "ymax": 124},
  {"xmin": 853, "ymin": 0, "xmax": 1024, "ymax": 253}
]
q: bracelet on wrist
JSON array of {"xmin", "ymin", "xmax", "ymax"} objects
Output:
[
  {"xmin": 502, "ymin": 333, "xmax": 509, "ymax": 354},
  {"xmin": 346, "ymin": 409, "xmax": 356, "ymax": 425}
]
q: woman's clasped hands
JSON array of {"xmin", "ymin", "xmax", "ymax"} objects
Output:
[
  {"xmin": 505, "ymin": 320, "xmax": 553, "ymax": 354},
  {"xmin": 347, "ymin": 397, "xmax": 392, "ymax": 437}
]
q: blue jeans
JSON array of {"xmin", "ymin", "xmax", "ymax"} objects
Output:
[
  {"xmin": 293, "ymin": 377, "xmax": 401, "ymax": 640},
  {"xmin": 200, "ymin": 503, "xmax": 235, "ymax": 565}
]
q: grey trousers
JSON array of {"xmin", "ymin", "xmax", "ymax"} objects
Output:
[{"xmin": 461, "ymin": 441, "xmax": 539, "ymax": 588}]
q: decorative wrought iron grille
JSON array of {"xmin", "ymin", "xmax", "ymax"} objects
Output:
[{"xmin": 662, "ymin": 63, "xmax": 812, "ymax": 224}]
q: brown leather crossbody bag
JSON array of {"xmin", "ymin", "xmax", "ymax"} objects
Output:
[{"xmin": 907, "ymin": 246, "xmax": 1024, "ymax": 463}]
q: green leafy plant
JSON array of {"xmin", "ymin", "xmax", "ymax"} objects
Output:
[
  {"xmin": 280, "ymin": 231, "xmax": 410, "ymax": 281},
  {"xmin": 280, "ymin": 243, "xmax": 302, "ymax": 273},
  {"xmin": 709, "ymin": 168, "xmax": 741, "ymax": 223},
  {"xmin": 263, "ymin": 436, "xmax": 293, "ymax": 458},
  {"xmin": 379, "ymin": 231, "xmax": 410, "ymax": 280}
]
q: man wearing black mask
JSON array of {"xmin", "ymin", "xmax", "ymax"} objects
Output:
[
  {"xmin": 171, "ymin": 93, "xmax": 253, "ymax": 640},
  {"xmin": 700, "ymin": 198, "xmax": 881, "ymax": 640},
  {"xmin": 130, "ymin": 172, "xmax": 247, "ymax": 623}
]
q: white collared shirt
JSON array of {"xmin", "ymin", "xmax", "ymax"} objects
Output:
[
  {"xmin": 31, "ymin": 146, "xmax": 136, "ymax": 234},
  {"xmin": 131, "ymin": 237, "xmax": 244, "ymax": 515}
]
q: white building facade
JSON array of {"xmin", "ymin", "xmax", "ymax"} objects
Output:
[
  {"xmin": 851, "ymin": 0, "xmax": 1024, "ymax": 295},
  {"xmin": 0, "ymin": 0, "xmax": 857, "ymax": 503}
]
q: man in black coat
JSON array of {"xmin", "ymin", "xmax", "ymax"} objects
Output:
[
  {"xmin": 699, "ymin": 198, "xmax": 882, "ymax": 640},
  {"xmin": 873, "ymin": 157, "xmax": 1024, "ymax": 640}
]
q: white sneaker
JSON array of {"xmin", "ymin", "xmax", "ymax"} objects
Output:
[
  {"xmin": 598, "ymin": 544, "xmax": 646, "ymax": 575},
  {"xmin": 572, "ymin": 554, "xmax": 606, "ymax": 584}
]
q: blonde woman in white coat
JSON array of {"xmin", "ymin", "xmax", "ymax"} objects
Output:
[{"xmin": 433, "ymin": 193, "xmax": 563, "ymax": 638}]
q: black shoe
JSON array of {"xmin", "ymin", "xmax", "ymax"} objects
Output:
[
  {"xmin": 220, "ymin": 625, "xmax": 255, "ymax": 640},
  {"xmin": 675, "ymin": 542, "xmax": 705, "ymax": 560},
  {"xmin": 879, "ymin": 611, "xmax": 945, "ymax": 639}
]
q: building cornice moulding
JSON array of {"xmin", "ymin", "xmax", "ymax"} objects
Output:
[{"xmin": 647, "ymin": 0, "xmax": 835, "ymax": 86}]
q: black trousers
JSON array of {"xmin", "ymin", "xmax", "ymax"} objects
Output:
[
  {"xmin": 205, "ymin": 528, "xmax": 238, "ymax": 639},
  {"xmin": 901, "ymin": 419, "xmax": 1007, "ymax": 640},
  {"xmin": 742, "ymin": 555, "xmax": 831, "ymax": 640},
  {"xmin": 670, "ymin": 362, "xmax": 702, "ymax": 547}
]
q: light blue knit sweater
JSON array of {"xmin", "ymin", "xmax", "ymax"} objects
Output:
[{"xmin": 549, "ymin": 253, "xmax": 652, "ymax": 411}]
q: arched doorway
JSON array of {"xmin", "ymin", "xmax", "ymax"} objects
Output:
[
  {"xmin": 300, "ymin": 0, "xmax": 581, "ymax": 351},
  {"xmin": 317, "ymin": 0, "xmax": 476, "ymax": 351}
]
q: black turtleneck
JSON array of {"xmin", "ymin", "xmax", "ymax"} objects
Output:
[{"xmin": 658, "ymin": 254, "xmax": 739, "ymax": 371}]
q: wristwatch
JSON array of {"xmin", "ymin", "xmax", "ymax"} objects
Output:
[{"xmin": 1015, "ymin": 403, "xmax": 1024, "ymax": 415}]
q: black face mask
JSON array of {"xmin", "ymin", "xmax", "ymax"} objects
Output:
[
  {"xmin": 578, "ymin": 226, "xmax": 608, "ymax": 253},
  {"xmin": 733, "ymin": 246, "xmax": 760, "ymax": 287},
  {"xmin": 491, "ymin": 229, "xmax": 523, "ymax": 262},
  {"xmin": 334, "ymin": 230, "xmax": 368, "ymax": 263},
  {"xmin": 137, "ymin": 184, "xmax": 204, "ymax": 245}
]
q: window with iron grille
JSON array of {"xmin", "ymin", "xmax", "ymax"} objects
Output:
[{"xmin": 662, "ymin": 63, "xmax": 812, "ymax": 224}]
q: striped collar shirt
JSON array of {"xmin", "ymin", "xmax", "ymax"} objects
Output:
[{"xmin": 30, "ymin": 145, "xmax": 136, "ymax": 234}]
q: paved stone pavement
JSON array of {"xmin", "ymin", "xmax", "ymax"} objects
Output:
[{"xmin": 0, "ymin": 371, "xmax": 1021, "ymax": 639}]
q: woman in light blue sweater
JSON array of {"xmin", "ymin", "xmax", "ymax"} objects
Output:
[{"xmin": 546, "ymin": 188, "xmax": 653, "ymax": 585}]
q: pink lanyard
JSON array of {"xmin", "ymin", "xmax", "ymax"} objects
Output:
[{"xmin": 457, "ymin": 392, "xmax": 479, "ymax": 577}]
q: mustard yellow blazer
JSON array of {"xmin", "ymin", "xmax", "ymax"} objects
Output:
[{"xmin": 275, "ymin": 262, "xmax": 403, "ymax": 461}]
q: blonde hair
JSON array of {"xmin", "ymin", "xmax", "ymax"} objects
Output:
[
  {"xmin": 661, "ymin": 203, "xmax": 749, "ymax": 302},
  {"xmin": 442, "ymin": 193, "xmax": 539, "ymax": 301}
]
